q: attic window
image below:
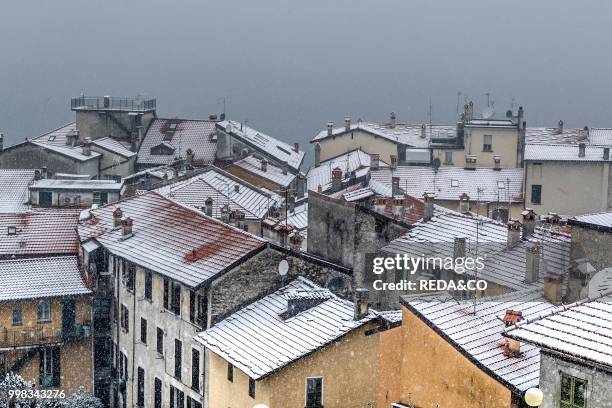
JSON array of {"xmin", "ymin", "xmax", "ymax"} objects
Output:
[
  {"xmin": 163, "ymin": 132, "xmax": 174, "ymax": 142},
  {"xmin": 47, "ymin": 135, "xmax": 56, "ymax": 142},
  {"xmin": 7, "ymin": 226, "xmax": 17, "ymax": 235},
  {"xmin": 497, "ymin": 181, "xmax": 506, "ymax": 189},
  {"xmin": 450, "ymin": 179, "xmax": 459, "ymax": 187},
  {"xmin": 168, "ymin": 122, "xmax": 178, "ymax": 131}
]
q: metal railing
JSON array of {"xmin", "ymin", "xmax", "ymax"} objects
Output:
[
  {"xmin": 71, "ymin": 95, "xmax": 156, "ymax": 112},
  {"xmin": 0, "ymin": 323, "xmax": 91, "ymax": 349}
]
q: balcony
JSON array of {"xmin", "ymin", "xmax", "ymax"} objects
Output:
[
  {"xmin": 0, "ymin": 323, "xmax": 91, "ymax": 350},
  {"xmin": 71, "ymin": 95, "xmax": 156, "ymax": 112}
]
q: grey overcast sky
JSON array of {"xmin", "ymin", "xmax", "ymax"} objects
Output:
[{"xmin": 2, "ymin": 0, "xmax": 612, "ymax": 164}]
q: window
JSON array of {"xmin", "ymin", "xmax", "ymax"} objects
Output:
[
  {"xmin": 164, "ymin": 278, "xmax": 181, "ymax": 315},
  {"xmin": 444, "ymin": 151, "xmax": 453, "ymax": 164},
  {"xmin": 120, "ymin": 352, "xmax": 128, "ymax": 380},
  {"xmin": 483, "ymin": 134, "xmax": 493, "ymax": 151},
  {"xmin": 154, "ymin": 378, "xmax": 162, "ymax": 408},
  {"xmin": 140, "ymin": 318, "xmax": 147, "ymax": 344},
  {"xmin": 170, "ymin": 385, "xmax": 184, "ymax": 408},
  {"xmin": 174, "ymin": 339, "xmax": 182, "ymax": 379},
  {"xmin": 7, "ymin": 226, "xmax": 16, "ymax": 236},
  {"xmin": 122, "ymin": 261, "xmax": 135, "ymax": 292},
  {"xmin": 156, "ymin": 327, "xmax": 164, "ymax": 355},
  {"xmin": 137, "ymin": 367, "xmax": 145, "ymax": 407},
  {"xmin": 120, "ymin": 304, "xmax": 129, "ymax": 333},
  {"xmin": 39, "ymin": 191, "xmax": 52, "ymax": 206},
  {"xmin": 12, "ymin": 309, "xmax": 22, "ymax": 326},
  {"xmin": 37, "ymin": 300, "xmax": 51, "ymax": 322},
  {"xmin": 227, "ymin": 363, "xmax": 234, "ymax": 382},
  {"xmin": 248, "ymin": 378, "xmax": 256, "ymax": 398},
  {"xmin": 305, "ymin": 377, "xmax": 323, "ymax": 408},
  {"xmin": 189, "ymin": 290, "xmax": 196, "ymax": 324},
  {"xmin": 187, "ymin": 397, "xmax": 202, "ymax": 408},
  {"xmin": 191, "ymin": 349, "xmax": 200, "ymax": 391},
  {"xmin": 561, "ymin": 373, "xmax": 587, "ymax": 408},
  {"xmin": 531, "ymin": 184, "xmax": 542, "ymax": 205},
  {"xmin": 39, "ymin": 347, "xmax": 60, "ymax": 387},
  {"xmin": 144, "ymin": 270, "xmax": 153, "ymax": 301}
]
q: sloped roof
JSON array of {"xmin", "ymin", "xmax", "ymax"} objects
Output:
[
  {"xmin": 0, "ymin": 210, "xmax": 80, "ymax": 256},
  {"xmin": 402, "ymin": 289, "xmax": 559, "ymax": 393},
  {"xmin": 196, "ymin": 277, "xmax": 382, "ymax": 379},
  {"xmin": 217, "ymin": 120, "xmax": 304, "ymax": 171},
  {"xmin": 0, "ymin": 169, "xmax": 35, "ymax": 213},
  {"xmin": 307, "ymin": 149, "xmax": 379, "ymax": 192},
  {"xmin": 138, "ymin": 118, "xmax": 217, "ymax": 166},
  {"xmin": 524, "ymin": 144, "xmax": 611, "ymax": 162},
  {"xmin": 569, "ymin": 211, "xmax": 612, "ymax": 230},
  {"xmin": 525, "ymin": 127, "xmax": 589, "ymax": 145},
  {"xmin": 370, "ymin": 166, "xmax": 524, "ymax": 202},
  {"xmin": 30, "ymin": 179, "xmax": 124, "ymax": 192},
  {"xmin": 77, "ymin": 192, "xmax": 266, "ymax": 287},
  {"xmin": 505, "ymin": 293, "xmax": 612, "ymax": 368},
  {"xmin": 0, "ymin": 256, "xmax": 90, "ymax": 301},
  {"xmin": 92, "ymin": 137, "xmax": 136, "ymax": 158},
  {"xmin": 31, "ymin": 123, "xmax": 101, "ymax": 162},
  {"xmin": 231, "ymin": 155, "xmax": 296, "ymax": 187}
]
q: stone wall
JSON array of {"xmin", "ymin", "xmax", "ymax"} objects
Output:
[{"xmin": 0, "ymin": 143, "xmax": 82, "ymax": 176}]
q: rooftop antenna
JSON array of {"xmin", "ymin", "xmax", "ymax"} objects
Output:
[
  {"xmin": 428, "ymin": 98, "xmax": 433, "ymax": 138},
  {"xmin": 473, "ymin": 186, "xmax": 485, "ymax": 314},
  {"xmin": 483, "ymin": 92, "xmax": 491, "ymax": 108},
  {"xmin": 456, "ymin": 91, "xmax": 463, "ymax": 116}
]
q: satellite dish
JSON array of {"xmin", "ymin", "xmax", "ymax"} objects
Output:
[
  {"xmin": 278, "ymin": 260, "xmax": 289, "ymax": 276},
  {"xmin": 482, "ymin": 107, "xmax": 495, "ymax": 119},
  {"xmin": 432, "ymin": 158, "xmax": 441, "ymax": 171}
]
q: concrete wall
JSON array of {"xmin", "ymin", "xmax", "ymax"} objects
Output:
[
  {"xmin": 465, "ymin": 127, "xmax": 519, "ymax": 168},
  {"xmin": 539, "ymin": 351, "xmax": 612, "ymax": 408},
  {"xmin": 525, "ymin": 161, "xmax": 611, "ymax": 215},
  {"xmin": 207, "ymin": 323, "xmax": 382, "ymax": 408},
  {"xmin": 570, "ymin": 225, "xmax": 612, "ymax": 272},
  {"xmin": 76, "ymin": 111, "xmax": 155, "ymax": 143},
  {"xmin": 397, "ymin": 307, "xmax": 514, "ymax": 408},
  {"xmin": 0, "ymin": 143, "xmax": 96, "ymax": 177},
  {"xmin": 314, "ymin": 129, "xmax": 399, "ymax": 164},
  {"xmin": 92, "ymin": 145, "xmax": 135, "ymax": 179}
]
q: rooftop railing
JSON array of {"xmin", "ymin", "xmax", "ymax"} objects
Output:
[{"xmin": 71, "ymin": 95, "xmax": 156, "ymax": 112}]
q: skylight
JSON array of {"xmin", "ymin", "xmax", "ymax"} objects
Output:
[
  {"xmin": 450, "ymin": 179, "xmax": 459, "ymax": 187},
  {"xmin": 7, "ymin": 226, "xmax": 17, "ymax": 236}
]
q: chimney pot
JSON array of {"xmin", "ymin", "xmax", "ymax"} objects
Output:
[
  {"xmin": 578, "ymin": 143, "xmax": 586, "ymax": 158},
  {"xmin": 204, "ymin": 197, "xmax": 213, "ymax": 217},
  {"xmin": 121, "ymin": 217, "xmax": 133, "ymax": 238},
  {"xmin": 113, "ymin": 208, "xmax": 123, "ymax": 228},
  {"xmin": 423, "ymin": 193, "xmax": 434, "ymax": 221},
  {"xmin": 390, "ymin": 155, "xmax": 398, "ymax": 169},
  {"xmin": 331, "ymin": 167, "xmax": 343, "ymax": 192},
  {"xmin": 493, "ymin": 155, "xmax": 501, "ymax": 170},
  {"xmin": 327, "ymin": 122, "xmax": 334, "ymax": 136},
  {"xmin": 370, "ymin": 154, "xmax": 380, "ymax": 170},
  {"xmin": 525, "ymin": 242, "xmax": 541, "ymax": 283},
  {"xmin": 82, "ymin": 137, "xmax": 92, "ymax": 156},
  {"xmin": 521, "ymin": 209, "xmax": 536, "ymax": 238},
  {"xmin": 507, "ymin": 219, "xmax": 522, "ymax": 248},
  {"xmin": 557, "ymin": 120, "xmax": 564, "ymax": 134},
  {"xmin": 354, "ymin": 288, "xmax": 370, "ymax": 320},
  {"xmin": 420, "ymin": 123, "xmax": 426, "ymax": 139},
  {"xmin": 459, "ymin": 193, "xmax": 470, "ymax": 213},
  {"xmin": 344, "ymin": 117, "xmax": 351, "ymax": 132},
  {"xmin": 234, "ymin": 185, "xmax": 240, "ymax": 193},
  {"xmin": 391, "ymin": 176, "xmax": 401, "ymax": 196},
  {"xmin": 261, "ymin": 159, "xmax": 268, "ymax": 172}
]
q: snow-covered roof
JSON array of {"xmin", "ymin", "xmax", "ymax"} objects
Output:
[
  {"xmin": 524, "ymin": 144, "xmax": 611, "ymax": 162},
  {"xmin": 30, "ymin": 123, "xmax": 101, "ymax": 162},
  {"xmin": 217, "ymin": 120, "xmax": 304, "ymax": 171},
  {"xmin": 285, "ymin": 203, "xmax": 308, "ymax": 230},
  {"xmin": 370, "ymin": 166, "xmax": 524, "ymax": 202},
  {"xmin": 465, "ymin": 118, "xmax": 516, "ymax": 128},
  {"xmin": 30, "ymin": 179, "xmax": 124, "ymax": 192},
  {"xmin": 526, "ymin": 127, "xmax": 589, "ymax": 145},
  {"xmin": 307, "ymin": 149, "xmax": 379, "ymax": 192},
  {"xmin": 77, "ymin": 192, "xmax": 266, "ymax": 287},
  {"xmin": 0, "ymin": 169, "xmax": 35, "ymax": 213},
  {"xmin": 92, "ymin": 137, "xmax": 136, "ymax": 158},
  {"xmin": 0, "ymin": 256, "xmax": 90, "ymax": 301},
  {"xmin": 383, "ymin": 211, "xmax": 572, "ymax": 291},
  {"xmin": 231, "ymin": 155, "xmax": 296, "ymax": 187},
  {"xmin": 138, "ymin": 118, "xmax": 217, "ymax": 166},
  {"xmin": 154, "ymin": 167, "xmax": 280, "ymax": 219},
  {"xmin": 569, "ymin": 211, "xmax": 612, "ymax": 230},
  {"xmin": 402, "ymin": 289, "xmax": 560, "ymax": 392},
  {"xmin": 505, "ymin": 293, "xmax": 612, "ymax": 368},
  {"xmin": 0, "ymin": 209, "xmax": 80, "ymax": 256},
  {"xmin": 196, "ymin": 277, "xmax": 383, "ymax": 379}
]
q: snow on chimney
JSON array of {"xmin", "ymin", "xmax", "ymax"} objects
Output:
[
  {"xmin": 507, "ymin": 219, "xmax": 521, "ymax": 249},
  {"xmin": 204, "ymin": 197, "xmax": 213, "ymax": 217},
  {"xmin": 420, "ymin": 123, "xmax": 426, "ymax": 139},
  {"xmin": 391, "ymin": 177, "xmax": 400, "ymax": 196},
  {"xmin": 331, "ymin": 167, "xmax": 343, "ymax": 192},
  {"xmin": 458, "ymin": 193, "xmax": 470, "ymax": 214},
  {"xmin": 370, "ymin": 154, "xmax": 380, "ymax": 170},
  {"xmin": 493, "ymin": 155, "xmax": 501, "ymax": 170},
  {"xmin": 327, "ymin": 122, "xmax": 334, "ymax": 136},
  {"xmin": 344, "ymin": 117, "xmax": 351, "ymax": 132},
  {"xmin": 390, "ymin": 155, "xmax": 398, "ymax": 169},
  {"xmin": 423, "ymin": 193, "xmax": 434, "ymax": 221},
  {"xmin": 121, "ymin": 217, "xmax": 133, "ymax": 239},
  {"xmin": 525, "ymin": 242, "xmax": 541, "ymax": 284},
  {"xmin": 521, "ymin": 208, "xmax": 536, "ymax": 239},
  {"xmin": 82, "ymin": 137, "xmax": 92, "ymax": 156}
]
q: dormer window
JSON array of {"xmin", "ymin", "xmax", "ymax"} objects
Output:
[{"xmin": 7, "ymin": 226, "xmax": 16, "ymax": 236}]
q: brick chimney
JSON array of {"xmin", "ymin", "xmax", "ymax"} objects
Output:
[
  {"xmin": 507, "ymin": 219, "xmax": 521, "ymax": 249},
  {"xmin": 113, "ymin": 208, "xmax": 123, "ymax": 228},
  {"xmin": 391, "ymin": 177, "xmax": 401, "ymax": 196},
  {"xmin": 493, "ymin": 155, "xmax": 501, "ymax": 170},
  {"xmin": 544, "ymin": 273, "xmax": 564, "ymax": 304},
  {"xmin": 327, "ymin": 122, "xmax": 334, "ymax": 136},
  {"xmin": 502, "ymin": 310, "xmax": 523, "ymax": 357},
  {"xmin": 390, "ymin": 112, "xmax": 396, "ymax": 129},
  {"xmin": 458, "ymin": 193, "xmax": 470, "ymax": 214},
  {"xmin": 344, "ymin": 117, "xmax": 351, "ymax": 132},
  {"xmin": 370, "ymin": 154, "xmax": 380, "ymax": 170},
  {"xmin": 354, "ymin": 288, "xmax": 370, "ymax": 320},
  {"xmin": 314, "ymin": 143, "xmax": 321, "ymax": 167},
  {"xmin": 261, "ymin": 158, "xmax": 268, "ymax": 172},
  {"xmin": 525, "ymin": 242, "xmax": 541, "ymax": 284},
  {"xmin": 204, "ymin": 197, "xmax": 213, "ymax": 217},
  {"xmin": 423, "ymin": 193, "xmax": 434, "ymax": 221},
  {"xmin": 522, "ymin": 209, "xmax": 536, "ymax": 239},
  {"xmin": 578, "ymin": 143, "xmax": 586, "ymax": 158},
  {"xmin": 82, "ymin": 137, "xmax": 92, "ymax": 156},
  {"xmin": 331, "ymin": 167, "xmax": 343, "ymax": 192},
  {"xmin": 121, "ymin": 217, "xmax": 133, "ymax": 239}
]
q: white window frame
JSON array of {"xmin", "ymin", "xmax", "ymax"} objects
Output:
[
  {"xmin": 37, "ymin": 300, "xmax": 51, "ymax": 322},
  {"xmin": 304, "ymin": 376, "xmax": 324, "ymax": 407}
]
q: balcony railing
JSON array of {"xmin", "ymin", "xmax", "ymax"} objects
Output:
[
  {"xmin": 71, "ymin": 95, "xmax": 156, "ymax": 112},
  {"xmin": 0, "ymin": 323, "xmax": 91, "ymax": 349}
]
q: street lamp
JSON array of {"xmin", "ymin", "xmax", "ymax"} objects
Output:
[{"xmin": 524, "ymin": 387, "xmax": 544, "ymax": 407}]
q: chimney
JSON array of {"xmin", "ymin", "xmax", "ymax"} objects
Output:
[
  {"xmin": 517, "ymin": 107, "xmax": 524, "ymax": 131},
  {"xmin": 544, "ymin": 273, "xmax": 564, "ymax": 305},
  {"xmin": 327, "ymin": 122, "xmax": 334, "ymax": 136},
  {"xmin": 525, "ymin": 242, "xmax": 541, "ymax": 284},
  {"xmin": 297, "ymin": 174, "xmax": 305, "ymax": 198},
  {"xmin": 557, "ymin": 120, "xmax": 564, "ymax": 134},
  {"xmin": 204, "ymin": 197, "xmax": 213, "ymax": 217},
  {"xmin": 314, "ymin": 143, "xmax": 321, "ymax": 167},
  {"xmin": 507, "ymin": 219, "xmax": 521, "ymax": 249},
  {"xmin": 349, "ymin": 170, "xmax": 357, "ymax": 186},
  {"xmin": 261, "ymin": 158, "xmax": 268, "ymax": 172},
  {"xmin": 420, "ymin": 123, "xmax": 426, "ymax": 139},
  {"xmin": 522, "ymin": 208, "xmax": 536, "ymax": 239},
  {"xmin": 234, "ymin": 184, "xmax": 240, "ymax": 194},
  {"xmin": 293, "ymin": 142, "xmax": 299, "ymax": 153},
  {"xmin": 34, "ymin": 170, "xmax": 42, "ymax": 181},
  {"xmin": 578, "ymin": 143, "xmax": 586, "ymax": 158},
  {"xmin": 502, "ymin": 310, "xmax": 523, "ymax": 356},
  {"xmin": 390, "ymin": 155, "xmax": 398, "ymax": 169},
  {"xmin": 40, "ymin": 166, "xmax": 47, "ymax": 179},
  {"xmin": 287, "ymin": 193, "xmax": 296, "ymax": 213},
  {"xmin": 317, "ymin": 185, "xmax": 322, "ymax": 193},
  {"xmin": 453, "ymin": 237, "xmax": 466, "ymax": 259},
  {"xmin": 353, "ymin": 288, "xmax": 370, "ymax": 320},
  {"xmin": 344, "ymin": 117, "xmax": 351, "ymax": 132},
  {"xmin": 458, "ymin": 193, "xmax": 470, "ymax": 214},
  {"xmin": 503, "ymin": 309, "xmax": 523, "ymax": 327},
  {"xmin": 331, "ymin": 167, "xmax": 343, "ymax": 192},
  {"xmin": 423, "ymin": 193, "xmax": 434, "ymax": 221},
  {"xmin": 67, "ymin": 130, "xmax": 78, "ymax": 147},
  {"xmin": 289, "ymin": 232, "xmax": 304, "ymax": 251},
  {"xmin": 103, "ymin": 95, "xmax": 111, "ymax": 108},
  {"xmin": 389, "ymin": 112, "xmax": 396, "ymax": 129},
  {"xmin": 113, "ymin": 208, "xmax": 123, "ymax": 228},
  {"xmin": 370, "ymin": 154, "xmax": 380, "ymax": 170},
  {"xmin": 493, "ymin": 155, "xmax": 501, "ymax": 170},
  {"xmin": 282, "ymin": 164, "xmax": 288, "ymax": 175},
  {"xmin": 391, "ymin": 177, "xmax": 401, "ymax": 197},
  {"xmin": 82, "ymin": 137, "xmax": 92, "ymax": 156},
  {"xmin": 465, "ymin": 155, "xmax": 477, "ymax": 170},
  {"xmin": 604, "ymin": 147, "xmax": 610, "ymax": 161},
  {"xmin": 186, "ymin": 148, "xmax": 194, "ymax": 166},
  {"xmin": 0, "ymin": 132, "xmax": 3, "ymax": 151},
  {"xmin": 121, "ymin": 217, "xmax": 133, "ymax": 239}
]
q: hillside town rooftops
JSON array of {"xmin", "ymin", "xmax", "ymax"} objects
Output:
[
  {"xmin": 196, "ymin": 277, "xmax": 383, "ymax": 379},
  {"xmin": 370, "ymin": 166, "xmax": 524, "ymax": 202},
  {"xmin": 307, "ymin": 149, "xmax": 381, "ymax": 192},
  {"xmin": 217, "ymin": 120, "xmax": 304, "ymax": 171},
  {"xmin": 401, "ymin": 289, "xmax": 560, "ymax": 393},
  {"xmin": 30, "ymin": 123, "xmax": 101, "ymax": 162},
  {"xmin": 0, "ymin": 256, "xmax": 90, "ymax": 301},
  {"xmin": 0, "ymin": 169, "xmax": 35, "ymax": 213},
  {"xmin": 138, "ymin": 118, "xmax": 217, "ymax": 166},
  {"xmin": 232, "ymin": 155, "xmax": 296, "ymax": 187},
  {"xmin": 77, "ymin": 192, "xmax": 266, "ymax": 287},
  {"xmin": 505, "ymin": 293, "xmax": 612, "ymax": 368},
  {"xmin": 0, "ymin": 210, "xmax": 80, "ymax": 256},
  {"xmin": 526, "ymin": 126, "xmax": 612, "ymax": 146},
  {"xmin": 91, "ymin": 137, "xmax": 136, "ymax": 158},
  {"xmin": 29, "ymin": 179, "xmax": 124, "ymax": 192},
  {"xmin": 524, "ymin": 144, "xmax": 611, "ymax": 162},
  {"xmin": 153, "ymin": 167, "xmax": 280, "ymax": 219}
]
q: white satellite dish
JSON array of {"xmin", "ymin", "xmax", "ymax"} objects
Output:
[{"xmin": 278, "ymin": 260, "xmax": 289, "ymax": 276}]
